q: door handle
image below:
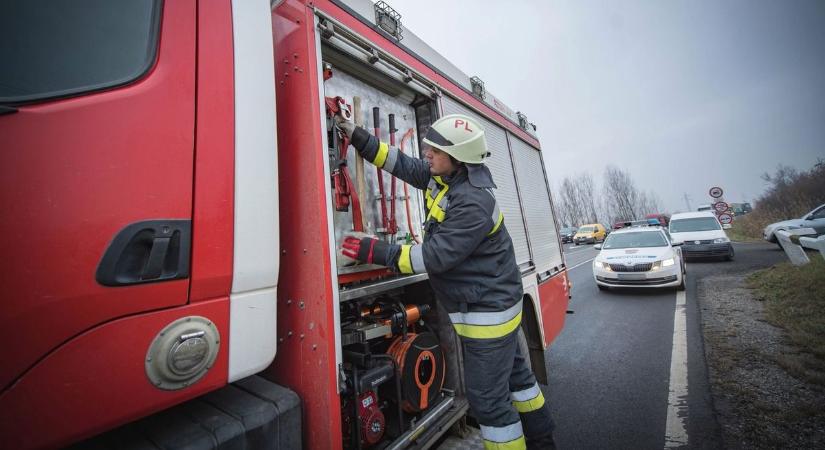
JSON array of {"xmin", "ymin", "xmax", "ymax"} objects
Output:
[{"xmin": 96, "ymin": 219, "xmax": 191, "ymax": 286}]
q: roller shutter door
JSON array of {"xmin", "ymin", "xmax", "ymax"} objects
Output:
[
  {"xmin": 441, "ymin": 95, "xmax": 530, "ymax": 266},
  {"xmin": 509, "ymin": 134, "xmax": 563, "ymax": 275}
]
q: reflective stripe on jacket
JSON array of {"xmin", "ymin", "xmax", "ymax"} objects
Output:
[{"xmin": 351, "ymin": 128, "xmax": 523, "ymax": 335}]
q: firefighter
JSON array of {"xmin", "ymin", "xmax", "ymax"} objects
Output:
[{"xmin": 337, "ymin": 114, "xmax": 556, "ymax": 450}]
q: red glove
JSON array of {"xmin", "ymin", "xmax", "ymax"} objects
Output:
[{"xmin": 341, "ymin": 234, "xmax": 378, "ymax": 264}]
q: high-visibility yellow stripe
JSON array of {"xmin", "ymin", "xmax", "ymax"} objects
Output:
[
  {"xmin": 426, "ymin": 180, "xmax": 449, "ymax": 223},
  {"xmin": 483, "ymin": 436, "xmax": 526, "ymax": 450},
  {"xmin": 374, "ymin": 142, "xmax": 389, "ymax": 168},
  {"xmin": 488, "ymin": 211, "xmax": 504, "ymax": 236},
  {"xmin": 398, "ymin": 244, "xmax": 413, "ymax": 274},
  {"xmin": 429, "ymin": 206, "xmax": 446, "ymax": 222},
  {"xmin": 512, "ymin": 390, "xmax": 545, "ymax": 413},
  {"xmin": 453, "ymin": 311, "xmax": 522, "ymax": 339}
]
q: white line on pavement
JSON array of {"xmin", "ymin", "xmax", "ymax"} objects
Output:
[
  {"xmin": 665, "ymin": 290, "xmax": 689, "ymax": 448},
  {"xmin": 568, "ymin": 257, "xmax": 595, "ymax": 271}
]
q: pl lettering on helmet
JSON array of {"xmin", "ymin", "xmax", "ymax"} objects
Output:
[
  {"xmin": 422, "ymin": 114, "xmax": 488, "ymax": 164},
  {"xmin": 454, "ymin": 119, "xmax": 473, "ymax": 132}
]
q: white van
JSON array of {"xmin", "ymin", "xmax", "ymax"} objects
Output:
[{"xmin": 669, "ymin": 211, "xmax": 733, "ymax": 261}]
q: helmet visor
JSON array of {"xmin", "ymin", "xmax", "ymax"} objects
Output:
[{"xmin": 424, "ymin": 127, "xmax": 454, "ymax": 147}]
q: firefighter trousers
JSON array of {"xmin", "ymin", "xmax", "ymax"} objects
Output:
[{"xmin": 462, "ymin": 329, "xmax": 556, "ymax": 450}]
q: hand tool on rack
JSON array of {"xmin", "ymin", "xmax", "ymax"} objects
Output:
[
  {"xmin": 373, "ymin": 107, "xmax": 389, "ymax": 234},
  {"xmin": 387, "ymin": 114, "xmax": 399, "ymax": 235},
  {"xmin": 325, "ymin": 95, "xmax": 364, "ymax": 231},
  {"xmin": 352, "ymin": 97, "xmax": 367, "ymax": 232}
]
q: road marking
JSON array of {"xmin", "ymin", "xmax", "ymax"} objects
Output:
[
  {"xmin": 567, "ymin": 257, "xmax": 595, "ymax": 271},
  {"xmin": 665, "ymin": 290, "xmax": 688, "ymax": 448}
]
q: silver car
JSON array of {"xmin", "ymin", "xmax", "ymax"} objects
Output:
[{"xmin": 763, "ymin": 203, "xmax": 825, "ymax": 243}]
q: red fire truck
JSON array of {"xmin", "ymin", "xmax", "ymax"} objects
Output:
[{"xmin": 0, "ymin": 0, "xmax": 570, "ymax": 448}]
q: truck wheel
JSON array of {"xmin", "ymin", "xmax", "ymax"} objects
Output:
[{"xmin": 517, "ymin": 326, "xmax": 532, "ymax": 372}]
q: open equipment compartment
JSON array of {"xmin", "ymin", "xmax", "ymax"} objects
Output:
[{"xmin": 319, "ymin": 24, "xmax": 469, "ymax": 450}]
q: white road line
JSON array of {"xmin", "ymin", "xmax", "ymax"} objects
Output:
[
  {"xmin": 665, "ymin": 290, "xmax": 689, "ymax": 448},
  {"xmin": 567, "ymin": 257, "xmax": 595, "ymax": 271}
]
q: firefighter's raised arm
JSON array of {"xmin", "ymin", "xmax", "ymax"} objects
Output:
[{"xmin": 336, "ymin": 118, "xmax": 431, "ymax": 190}]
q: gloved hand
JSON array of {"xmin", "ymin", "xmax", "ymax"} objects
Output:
[
  {"xmin": 335, "ymin": 115, "xmax": 356, "ymax": 139},
  {"xmin": 338, "ymin": 231, "xmax": 378, "ymax": 266}
]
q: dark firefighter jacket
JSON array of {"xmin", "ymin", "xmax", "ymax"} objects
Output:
[{"xmin": 350, "ymin": 127, "xmax": 523, "ymax": 339}]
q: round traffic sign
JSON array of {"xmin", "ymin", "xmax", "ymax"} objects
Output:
[
  {"xmin": 713, "ymin": 201, "xmax": 729, "ymax": 212},
  {"xmin": 709, "ymin": 186, "xmax": 723, "ymax": 198},
  {"xmin": 718, "ymin": 213, "xmax": 733, "ymax": 224}
]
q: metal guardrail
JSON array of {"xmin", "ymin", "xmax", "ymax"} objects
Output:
[{"xmin": 776, "ymin": 228, "xmax": 825, "ymax": 266}]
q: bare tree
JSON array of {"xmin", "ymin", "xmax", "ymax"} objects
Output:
[
  {"xmin": 573, "ymin": 173, "xmax": 600, "ymax": 224},
  {"xmin": 602, "ymin": 165, "xmax": 639, "ymax": 222}
]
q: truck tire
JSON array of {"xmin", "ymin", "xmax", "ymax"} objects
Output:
[{"xmin": 517, "ymin": 326, "xmax": 532, "ymax": 372}]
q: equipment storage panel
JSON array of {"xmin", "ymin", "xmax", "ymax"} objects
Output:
[
  {"xmin": 509, "ymin": 134, "xmax": 563, "ymax": 275},
  {"xmin": 323, "ymin": 68, "xmax": 426, "ymax": 275},
  {"xmin": 440, "ymin": 95, "xmax": 531, "ymax": 268}
]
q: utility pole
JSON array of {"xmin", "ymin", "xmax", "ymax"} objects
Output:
[{"xmin": 683, "ymin": 192, "xmax": 692, "ymax": 212}]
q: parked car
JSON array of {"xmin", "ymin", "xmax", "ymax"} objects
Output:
[
  {"xmin": 645, "ymin": 213, "xmax": 670, "ymax": 227},
  {"xmin": 574, "ymin": 223, "xmax": 607, "ymax": 245},
  {"xmin": 669, "ymin": 211, "xmax": 733, "ymax": 261},
  {"xmin": 559, "ymin": 226, "xmax": 577, "ymax": 244},
  {"xmin": 697, "ymin": 204, "xmax": 712, "ymax": 212},
  {"xmin": 763, "ymin": 203, "xmax": 825, "ymax": 244},
  {"xmin": 592, "ymin": 226, "xmax": 685, "ymax": 291},
  {"xmin": 730, "ymin": 203, "xmax": 752, "ymax": 216}
]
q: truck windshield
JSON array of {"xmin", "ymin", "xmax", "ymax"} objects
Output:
[
  {"xmin": 603, "ymin": 232, "xmax": 668, "ymax": 249},
  {"xmin": 670, "ymin": 217, "xmax": 721, "ymax": 233}
]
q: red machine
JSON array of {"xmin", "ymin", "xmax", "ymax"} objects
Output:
[{"xmin": 0, "ymin": 0, "xmax": 570, "ymax": 449}]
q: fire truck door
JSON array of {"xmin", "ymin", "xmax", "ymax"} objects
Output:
[{"xmin": 0, "ymin": 0, "xmax": 196, "ymax": 392}]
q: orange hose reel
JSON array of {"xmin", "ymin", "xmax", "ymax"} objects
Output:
[{"xmin": 387, "ymin": 332, "xmax": 445, "ymax": 413}]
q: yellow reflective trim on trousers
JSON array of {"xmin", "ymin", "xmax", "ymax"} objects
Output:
[
  {"xmin": 488, "ymin": 211, "xmax": 504, "ymax": 236},
  {"xmin": 483, "ymin": 436, "xmax": 526, "ymax": 450},
  {"xmin": 398, "ymin": 245, "xmax": 413, "ymax": 274},
  {"xmin": 512, "ymin": 390, "xmax": 545, "ymax": 413},
  {"xmin": 373, "ymin": 142, "xmax": 389, "ymax": 168},
  {"xmin": 453, "ymin": 311, "xmax": 522, "ymax": 339}
]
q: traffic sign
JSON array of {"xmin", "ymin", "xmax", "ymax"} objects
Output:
[
  {"xmin": 718, "ymin": 213, "xmax": 733, "ymax": 224},
  {"xmin": 709, "ymin": 186, "xmax": 723, "ymax": 198},
  {"xmin": 713, "ymin": 201, "xmax": 729, "ymax": 212}
]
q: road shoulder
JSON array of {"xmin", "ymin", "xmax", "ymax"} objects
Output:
[{"xmin": 697, "ymin": 273, "xmax": 825, "ymax": 449}]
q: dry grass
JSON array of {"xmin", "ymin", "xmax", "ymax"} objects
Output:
[{"xmin": 746, "ymin": 258, "xmax": 825, "ymax": 385}]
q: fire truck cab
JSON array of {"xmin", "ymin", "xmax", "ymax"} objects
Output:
[{"xmin": 0, "ymin": 1, "xmax": 569, "ymax": 448}]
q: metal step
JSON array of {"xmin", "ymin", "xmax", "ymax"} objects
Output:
[
  {"xmin": 72, "ymin": 376, "xmax": 301, "ymax": 450},
  {"xmin": 436, "ymin": 426, "xmax": 483, "ymax": 450}
]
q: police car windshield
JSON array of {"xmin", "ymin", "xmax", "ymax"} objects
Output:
[
  {"xmin": 603, "ymin": 231, "xmax": 667, "ymax": 249},
  {"xmin": 670, "ymin": 217, "xmax": 721, "ymax": 233}
]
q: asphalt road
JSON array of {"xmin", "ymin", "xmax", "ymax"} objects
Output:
[{"xmin": 541, "ymin": 242, "xmax": 786, "ymax": 450}]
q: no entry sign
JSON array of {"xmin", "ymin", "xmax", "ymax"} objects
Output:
[
  {"xmin": 718, "ymin": 213, "xmax": 733, "ymax": 225},
  {"xmin": 709, "ymin": 186, "xmax": 723, "ymax": 198},
  {"xmin": 713, "ymin": 201, "xmax": 729, "ymax": 212}
]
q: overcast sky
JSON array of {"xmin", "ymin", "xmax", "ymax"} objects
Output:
[{"xmin": 389, "ymin": 0, "xmax": 825, "ymax": 213}]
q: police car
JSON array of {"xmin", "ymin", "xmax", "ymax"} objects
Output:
[{"xmin": 592, "ymin": 226, "xmax": 686, "ymax": 291}]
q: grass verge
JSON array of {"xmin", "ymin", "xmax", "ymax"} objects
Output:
[
  {"xmin": 726, "ymin": 221, "xmax": 762, "ymax": 242},
  {"xmin": 746, "ymin": 257, "xmax": 825, "ymax": 385}
]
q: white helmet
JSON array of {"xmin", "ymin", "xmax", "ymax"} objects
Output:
[{"xmin": 422, "ymin": 114, "xmax": 489, "ymax": 164}]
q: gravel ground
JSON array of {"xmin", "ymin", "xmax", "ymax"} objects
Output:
[{"xmin": 697, "ymin": 274, "xmax": 825, "ymax": 449}]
